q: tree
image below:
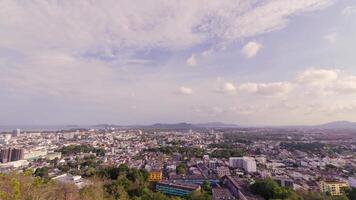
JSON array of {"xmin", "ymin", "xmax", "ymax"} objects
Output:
[
  {"xmin": 34, "ymin": 167, "xmax": 49, "ymax": 179},
  {"xmin": 201, "ymin": 181, "xmax": 212, "ymax": 195},
  {"xmin": 250, "ymin": 178, "xmax": 296, "ymax": 200},
  {"xmin": 105, "ymin": 181, "xmax": 129, "ymax": 200},
  {"xmin": 187, "ymin": 190, "xmax": 211, "ymax": 200},
  {"xmin": 176, "ymin": 163, "xmax": 186, "ymax": 175},
  {"xmin": 345, "ymin": 188, "xmax": 356, "ymax": 200},
  {"xmin": 296, "ymin": 190, "xmax": 331, "ymax": 200},
  {"xmin": 10, "ymin": 178, "xmax": 21, "ymax": 200},
  {"xmin": 332, "ymin": 195, "xmax": 349, "ymax": 200}
]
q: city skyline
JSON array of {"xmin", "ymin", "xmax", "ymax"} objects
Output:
[{"xmin": 1, "ymin": 0, "xmax": 356, "ymax": 126}]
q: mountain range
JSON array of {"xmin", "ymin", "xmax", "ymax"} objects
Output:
[
  {"xmin": 3, "ymin": 121, "xmax": 356, "ymax": 132},
  {"xmin": 94, "ymin": 121, "xmax": 356, "ymax": 130}
]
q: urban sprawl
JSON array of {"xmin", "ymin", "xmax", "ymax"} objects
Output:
[{"xmin": 0, "ymin": 126, "xmax": 355, "ymax": 200}]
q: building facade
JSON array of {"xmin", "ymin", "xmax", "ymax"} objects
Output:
[
  {"xmin": 156, "ymin": 181, "xmax": 200, "ymax": 197},
  {"xmin": 319, "ymin": 181, "xmax": 348, "ymax": 196},
  {"xmin": 149, "ymin": 170, "xmax": 163, "ymax": 182},
  {"xmin": 0, "ymin": 148, "xmax": 24, "ymax": 163}
]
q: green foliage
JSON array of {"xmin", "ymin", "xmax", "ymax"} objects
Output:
[
  {"xmin": 279, "ymin": 142, "xmax": 339, "ymax": 157},
  {"xmin": 250, "ymin": 178, "xmax": 296, "ymax": 200},
  {"xmin": 102, "ymin": 164, "xmax": 172, "ymax": 199},
  {"xmin": 98, "ymin": 164, "xmax": 131, "ymax": 180},
  {"xmin": 146, "ymin": 146, "xmax": 206, "ymax": 158},
  {"xmin": 105, "ymin": 181, "xmax": 129, "ymax": 200},
  {"xmin": 187, "ymin": 190, "xmax": 211, "ymax": 200},
  {"xmin": 332, "ymin": 195, "xmax": 349, "ymax": 200},
  {"xmin": 59, "ymin": 144, "xmax": 105, "ymax": 156},
  {"xmin": 10, "ymin": 178, "xmax": 21, "ymax": 200},
  {"xmin": 0, "ymin": 166, "xmax": 189, "ymax": 200},
  {"xmin": 210, "ymin": 149, "xmax": 245, "ymax": 158},
  {"xmin": 201, "ymin": 181, "xmax": 212, "ymax": 195},
  {"xmin": 295, "ymin": 190, "xmax": 332, "ymax": 200},
  {"xmin": 23, "ymin": 168, "xmax": 34, "ymax": 176},
  {"xmin": 34, "ymin": 167, "xmax": 49, "ymax": 178},
  {"xmin": 223, "ymin": 133, "xmax": 253, "ymax": 144},
  {"xmin": 345, "ymin": 188, "xmax": 356, "ymax": 200},
  {"xmin": 176, "ymin": 163, "xmax": 186, "ymax": 175}
]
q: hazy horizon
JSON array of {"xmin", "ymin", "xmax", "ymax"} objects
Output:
[{"xmin": 1, "ymin": 0, "xmax": 356, "ymax": 126}]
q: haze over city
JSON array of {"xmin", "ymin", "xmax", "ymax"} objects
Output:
[{"xmin": 1, "ymin": 0, "xmax": 356, "ymax": 126}]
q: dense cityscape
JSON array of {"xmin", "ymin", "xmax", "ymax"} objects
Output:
[
  {"xmin": 2, "ymin": 0, "xmax": 356, "ymax": 200},
  {"xmin": 0, "ymin": 124, "xmax": 355, "ymax": 200}
]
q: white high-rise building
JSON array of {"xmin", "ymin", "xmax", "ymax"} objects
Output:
[
  {"xmin": 242, "ymin": 157, "xmax": 257, "ymax": 173},
  {"xmin": 229, "ymin": 157, "xmax": 257, "ymax": 173}
]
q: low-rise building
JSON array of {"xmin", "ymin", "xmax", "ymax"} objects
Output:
[
  {"xmin": 149, "ymin": 170, "xmax": 163, "ymax": 182},
  {"xmin": 216, "ymin": 166, "xmax": 231, "ymax": 178},
  {"xmin": 156, "ymin": 181, "xmax": 200, "ymax": 197},
  {"xmin": 319, "ymin": 181, "xmax": 348, "ymax": 196},
  {"xmin": 52, "ymin": 174, "xmax": 90, "ymax": 189}
]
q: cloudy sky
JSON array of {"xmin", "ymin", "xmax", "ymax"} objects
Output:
[{"xmin": 1, "ymin": 0, "xmax": 356, "ymax": 126}]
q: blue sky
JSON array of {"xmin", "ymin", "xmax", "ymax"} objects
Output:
[{"xmin": 1, "ymin": 0, "xmax": 356, "ymax": 126}]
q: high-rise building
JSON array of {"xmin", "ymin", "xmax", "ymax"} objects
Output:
[
  {"xmin": 12, "ymin": 129, "xmax": 21, "ymax": 137},
  {"xmin": 242, "ymin": 157, "xmax": 257, "ymax": 173},
  {"xmin": 0, "ymin": 148, "xmax": 10, "ymax": 163},
  {"xmin": 229, "ymin": 157, "xmax": 256, "ymax": 173},
  {"xmin": 11, "ymin": 148, "xmax": 24, "ymax": 162},
  {"xmin": 0, "ymin": 148, "xmax": 24, "ymax": 163}
]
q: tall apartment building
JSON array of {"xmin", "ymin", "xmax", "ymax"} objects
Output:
[
  {"xmin": 242, "ymin": 157, "xmax": 257, "ymax": 173},
  {"xmin": 12, "ymin": 129, "xmax": 21, "ymax": 137},
  {"xmin": 229, "ymin": 157, "xmax": 256, "ymax": 173},
  {"xmin": 0, "ymin": 148, "xmax": 24, "ymax": 163}
]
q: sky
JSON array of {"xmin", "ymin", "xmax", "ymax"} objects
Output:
[{"xmin": 1, "ymin": 0, "xmax": 356, "ymax": 126}]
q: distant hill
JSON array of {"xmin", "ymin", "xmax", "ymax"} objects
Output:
[
  {"xmin": 92, "ymin": 122, "xmax": 238, "ymax": 129},
  {"xmin": 314, "ymin": 121, "xmax": 356, "ymax": 129},
  {"xmin": 93, "ymin": 121, "xmax": 356, "ymax": 130},
  {"xmin": 195, "ymin": 122, "xmax": 239, "ymax": 128},
  {"xmin": 145, "ymin": 123, "xmax": 197, "ymax": 129}
]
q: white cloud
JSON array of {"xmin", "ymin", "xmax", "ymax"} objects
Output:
[
  {"xmin": 0, "ymin": 0, "xmax": 332, "ymax": 58},
  {"xmin": 238, "ymin": 83, "xmax": 258, "ymax": 93},
  {"xmin": 201, "ymin": 48, "xmax": 214, "ymax": 57},
  {"xmin": 220, "ymin": 82, "xmax": 237, "ymax": 94},
  {"xmin": 255, "ymin": 82, "xmax": 294, "ymax": 96},
  {"xmin": 0, "ymin": 51, "xmax": 119, "ymax": 100},
  {"xmin": 186, "ymin": 54, "xmax": 197, "ymax": 66},
  {"xmin": 0, "ymin": 0, "xmax": 332, "ymax": 98},
  {"xmin": 323, "ymin": 33, "xmax": 337, "ymax": 44},
  {"xmin": 332, "ymin": 77, "xmax": 356, "ymax": 94},
  {"xmin": 0, "ymin": 0, "xmax": 342, "ymax": 125},
  {"xmin": 241, "ymin": 42, "xmax": 263, "ymax": 58},
  {"xmin": 178, "ymin": 87, "xmax": 193, "ymax": 95},
  {"xmin": 297, "ymin": 68, "xmax": 338, "ymax": 85},
  {"xmin": 239, "ymin": 82, "xmax": 294, "ymax": 97},
  {"xmin": 342, "ymin": 6, "xmax": 356, "ymax": 15},
  {"xmin": 296, "ymin": 68, "xmax": 356, "ymax": 95}
]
